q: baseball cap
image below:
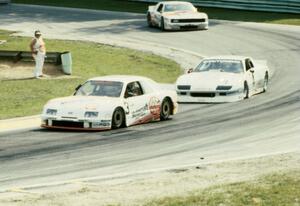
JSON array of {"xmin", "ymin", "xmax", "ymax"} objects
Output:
[{"xmin": 34, "ymin": 30, "xmax": 42, "ymax": 35}]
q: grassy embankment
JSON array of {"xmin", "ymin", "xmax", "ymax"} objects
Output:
[
  {"xmin": 13, "ymin": 0, "xmax": 300, "ymax": 26},
  {"xmin": 0, "ymin": 30, "xmax": 181, "ymax": 119},
  {"xmin": 144, "ymin": 170, "xmax": 300, "ymax": 206}
]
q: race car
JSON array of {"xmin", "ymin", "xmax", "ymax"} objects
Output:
[
  {"xmin": 147, "ymin": 1, "xmax": 208, "ymax": 31},
  {"xmin": 41, "ymin": 75, "xmax": 178, "ymax": 130},
  {"xmin": 176, "ymin": 56, "xmax": 270, "ymax": 103}
]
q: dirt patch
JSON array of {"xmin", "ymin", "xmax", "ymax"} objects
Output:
[{"xmin": 0, "ymin": 61, "xmax": 71, "ymax": 80}]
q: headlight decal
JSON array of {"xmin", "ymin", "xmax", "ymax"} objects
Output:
[
  {"xmin": 216, "ymin": 85, "xmax": 232, "ymax": 90},
  {"xmin": 46, "ymin": 109, "xmax": 57, "ymax": 116}
]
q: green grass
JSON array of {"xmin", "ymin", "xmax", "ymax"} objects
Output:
[
  {"xmin": 0, "ymin": 30, "xmax": 181, "ymax": 119},
  {"xmin": 143, "ymin": 170, "xmax": 300, "ymax": 206},
  {"xmin": 13, "ymin": 0, "xmax": 300, "ymax": 26}
]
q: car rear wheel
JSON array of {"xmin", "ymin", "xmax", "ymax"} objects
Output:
[
  {"xmin": 160, "ymin": 98, "xmax": 171, "ymax": 121},
  {"xmin": 160, "ymin": 17, "xmax": 165, "ymax": 31},
  {"xmin": 112, "ymin": 107, "xmax": 125, "ymax": 129},
  {"xmin": 147, "ymin": 13, "xmax": 153, "ymax": 27},
  {"xmin": 244, "ymin": 82, "xmax": 249, "ymax": 99},
  {"xmin": 263, "ymin": 73, "xmax": 268, "ymax": 92}
]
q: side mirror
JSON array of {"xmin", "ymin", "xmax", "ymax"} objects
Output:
[
  {"xmin": 187, "ymin": 68, "xmax": 193, "ymax": 74},
  {"xmin": 250, "ymin": 68, "xmax": 254, "ymax": 73}
]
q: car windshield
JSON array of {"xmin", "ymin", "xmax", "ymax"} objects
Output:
[
  {"xmin": 164, "ymin": 3, "xmax": 195, "ymax": 12},
  {"xmin": 194, "ymin": 60, "xmax": 244, "ymax": 73},
  {"xmin": 75, "ymin": 81, "xmax": 123, "ymax": 97}
]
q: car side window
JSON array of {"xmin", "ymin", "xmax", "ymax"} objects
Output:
[
  {"xmin": 75, "ymin": 81, "xmax": 93, "ymax": 96},
  {"xmin": 124, "ymin": 81, "xmax": 144, "ymax": 98},
  {"xmin": 245, "ymin": 59, "xmax": 253, "ymax": 71},
  {"xmin": 157, "ymin": 4, "xmax": 163, "ymax": 13}
]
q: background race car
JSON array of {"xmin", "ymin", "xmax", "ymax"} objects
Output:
[
  {"xmin": 147, "ymin": 1, "xmax": 208, "ymax": 31},
  {"xmin": 176, "ymin": 56, "xmax": 270, "ymax": 103}
]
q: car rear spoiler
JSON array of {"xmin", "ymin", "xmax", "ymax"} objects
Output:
[{"xmin": 148, "ymin": 5, "xmax": 156, "ymax": 12}]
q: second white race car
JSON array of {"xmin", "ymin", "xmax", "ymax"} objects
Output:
[
  {"xmin": 176, "ymin": 56, "xmax": 270, "ymax": 103},
  {"xmin": 147, "ymin": 1, "xmax": 208, "ymax": 31},
  {"xmin": 41, "ymin": 75, "xmax": 178, "ymax": 130}
]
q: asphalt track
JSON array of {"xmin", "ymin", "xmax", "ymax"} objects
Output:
[{"xmin": 0, "ymin": 4, "xmax": 299, "ymax": 192}]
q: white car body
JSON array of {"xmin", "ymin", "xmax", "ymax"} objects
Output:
[
  {"xmin": 147, "ymin": 1, "xmax": 208, "ymax": 30},
  {"xmin": 176, "ymin": 56, "xmax": 270, "ymax": 103},
  {"xmin": 41, "ymin": 75, "xmax": 178, "ymax": 130}
]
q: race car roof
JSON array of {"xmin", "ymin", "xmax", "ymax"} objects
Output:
[
  {"xmin": 88, "ymin": 75, "xmax": 154, "ymax": 84},
  {"xmin": 202, "ymin": 55, "xmax": 249, "ymax": 61}
]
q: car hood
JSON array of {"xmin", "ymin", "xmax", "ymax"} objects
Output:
[
  {"xmin": 45, "ymin": 96, "xmax": 121, "ymax": 111},
  {"xmin": 164, "ymin": 11, "xmax": 207, "ymax": 19},
  {"xmin": 176, "ymin": 71, "xmax": 243, "ymax": 91}
]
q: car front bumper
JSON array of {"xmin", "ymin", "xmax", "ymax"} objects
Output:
[
  {"xmin": 41, "ymin": 117, "xmax": 112, "ymax": 131},
  {"xmin": 164, "ymin": 21, "xmax": 208, "ymax": 30},
  {"xmin": 177, "ymin": 90, "xmax": 244, "ymax": 103}
]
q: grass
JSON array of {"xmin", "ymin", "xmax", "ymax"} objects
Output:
[
  {"xmin": 143, "ymin": 170, "xmax": 300, "ymax": 206},
  {"xmin": 0, "ymin": 30, "xmax": 181, "ymax": 119},
  {"xmin": 13, "ymin": 0, "xmax": 300, "ymax": 26}
]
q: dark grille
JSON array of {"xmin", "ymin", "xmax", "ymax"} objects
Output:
[
  {"xmin": 179, "ymin": 92, "xmax": 187, "ymax": 95},
  {"xmin": 177, "ymin": 85, "xmax": 191, "ymax": 90},
  {"xmin": 52, "ymin": 120, "xmax": 84, "ymax": 128},
  {"xmin": 180, "ymin": 25, "xmax": 199, "ymax": 29},
  {"xmin": 172, "ymin": 19, "xmax": 206, "ymax": 23},
  {"xmin": 190, "ymin": 92, "xmax": 215, "ymax": 97}
]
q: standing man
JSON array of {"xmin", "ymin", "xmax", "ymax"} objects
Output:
[{"xmin": 30, "ymin": 30, "xmax": 46, "ymax": 78}]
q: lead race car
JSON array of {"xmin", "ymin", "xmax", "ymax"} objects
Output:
[
  {"xmin": 41, "ymin": 75, "xmax": 178, "ymax": 130},
  {"xmin": 176, "ymin": 56, "xmax": 270, "ymax": 103},
  {"xmin": 147, "ymin": 1, "xmax": 208, "ymax": 31}
]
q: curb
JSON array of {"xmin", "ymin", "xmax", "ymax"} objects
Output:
[{"xmin": 0, "ymin": 115, "xmax": 40, "ymax": 134}]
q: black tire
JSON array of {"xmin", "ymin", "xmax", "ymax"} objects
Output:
[
  {"xmin": 160, "ymin": 98, "xmax": 172, "ymax": 121},
  {"xmin": 147, "ymin": 13, "xmax": 153, "ymax": 27},
  {"xmin": 263, "ymin": 73, "xmax": 268, "ymax": 92},
  {"xmin": 112, "ymin": 107, "xmax": 125, "ymax": 129},
  {"xmin": 160, "ymin": 17, "xmax": 165, "ymax": 31},
  {"xmin": 244, "ymin": 82, "xmax": 249, "ymax": 99}
]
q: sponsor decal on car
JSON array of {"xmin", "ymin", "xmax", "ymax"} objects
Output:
[
  {"xmin": 132, "ymin": 104, "xmax": 148, "ymax": 119},
  {"xmin": 149, "ymin": 96, "xmax": 161, "ymax": 119}
]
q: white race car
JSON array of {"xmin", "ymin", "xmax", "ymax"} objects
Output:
[
  {"xmin": 41, "ymin": 75, "xmax": 178, "ymax": 130},
  {"xmin": 147, "ymin": 1, "xmax": 208, "ymax": 31},
  {"xmin": 176, "ymin": 56, "xmax": 270, "ymax": 103}
]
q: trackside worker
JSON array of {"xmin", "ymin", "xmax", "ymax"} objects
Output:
[{"xmin": 30, "ymin": 30, "xmax": 46, "ymax": 78}]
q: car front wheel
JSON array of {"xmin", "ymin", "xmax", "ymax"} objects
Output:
[{"xmin": 112, "ymin": 107, "xmax": 125, "ymax": 129}]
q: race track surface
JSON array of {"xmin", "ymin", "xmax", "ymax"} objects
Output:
[{"xmin": 0, "ymin": 4, "xmax": 299, "ymax": 191}]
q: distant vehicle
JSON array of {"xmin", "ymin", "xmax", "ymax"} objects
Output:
[
  {"xmin": 147, "ymin": 1, "xmax": 208, "ymax": 31},
  {"xmin": 41, "ymin": 75, "xmax": 178, "ymax": 130},
  {"xmin": 176, "ymin": 56, "xmax": 270, "ymax": 103}
]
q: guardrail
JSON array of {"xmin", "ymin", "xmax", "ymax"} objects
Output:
[
  {"xmin": 0, "ymin": 50, "xmax": 62, "ymax": 65},
  {"xmin": 134, "ymin": 0, "xmax": 300, "ymax": 14},
  {"xmin": 0, "ymin": 0, "xmax": 10, "ymax": 4}
]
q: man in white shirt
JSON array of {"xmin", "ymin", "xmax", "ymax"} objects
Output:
[{"xmin": 30, "ymin": 30, "xmax": 46, "ymax": 78}]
